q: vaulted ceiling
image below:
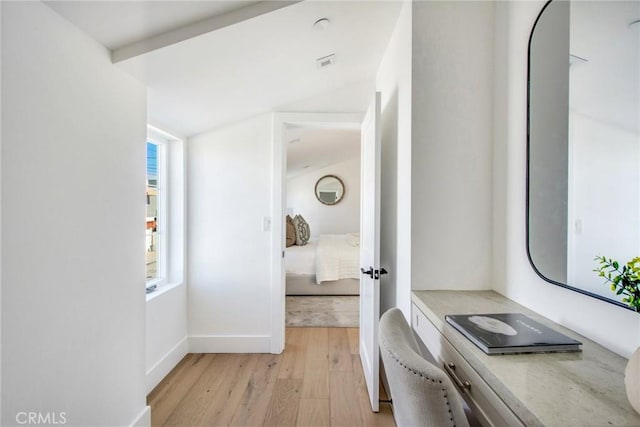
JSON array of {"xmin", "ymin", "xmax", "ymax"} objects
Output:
[
  {"xmin": 47, "ymin": 0, "xmax": 403, "ymax": 137},
  {"xmin": 569, "ymin": 1, "xmax": 640, "ymax": 133},
  {"xmin": 285, "ymin": 127, "xmax": 360, "ymax": 179}
]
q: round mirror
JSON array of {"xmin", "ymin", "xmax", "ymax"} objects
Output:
[{"xmin": 315, "ymin": 175, "xmax": 345, "ymax": 205}]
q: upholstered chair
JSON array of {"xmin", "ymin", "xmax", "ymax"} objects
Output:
[{"xmin": 379, "ymin": 308, "xmax": 470, "ymax": 427}]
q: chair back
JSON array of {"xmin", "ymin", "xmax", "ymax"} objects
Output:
[{"xmin": 379, "ymin": 308, "xmax": 470, "ymax": 427}]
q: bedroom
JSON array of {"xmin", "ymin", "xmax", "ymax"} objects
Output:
[{"xmin": 284, "ymin": 124, "xmax": 362, "ymax": 327}]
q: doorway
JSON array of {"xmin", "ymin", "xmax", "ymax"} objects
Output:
[
  {"xmin": 270, "ymin": 113, "xmax": 363, "ymax": 353},
  {"xmin": 284, "ymin": 124, "xmax": 362, "ymax": 327}
]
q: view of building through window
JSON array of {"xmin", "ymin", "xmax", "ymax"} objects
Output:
[{"xmin": 146, "ymin": 142, "xmax": 158, "ymax": 280}]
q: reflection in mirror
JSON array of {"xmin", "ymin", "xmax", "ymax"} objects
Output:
[
  {"xmin": 315, "ymin": 175, "xmax": 345, "ymax": 205},
  {"xmin": 528, "ymin": 0, "xmax": 640, "ymax": 309}
]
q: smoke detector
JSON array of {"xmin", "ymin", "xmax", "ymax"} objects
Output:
[{"xmin": 313, "ymin": 18, "xmax": 330, "ymax": 31}]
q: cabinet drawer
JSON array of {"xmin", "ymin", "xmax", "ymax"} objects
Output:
[{"xmin": 412, "ymin": 304, "xmax": 525, "ymax": 427}]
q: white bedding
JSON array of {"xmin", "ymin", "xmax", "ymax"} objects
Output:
[
  {"xmin": 315, "ymin": 234, "xmax": 360, "ymax": 284},
  {"xmin": 285, "ymin": 240, "xmax": 316, "ymax": 275},
  {"xmin": 285, "ymin": 234, "xmax": 360, "ymax": 284}
]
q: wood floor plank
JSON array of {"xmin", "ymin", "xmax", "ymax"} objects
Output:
[
  {"xmin": 329, "ymin": 371, "xmax": 363, "ymax": 426},
  {"xmin": 351, "ymin": 355, "xmax": 396, "ymax": 427},
  {"xmin": 278, "ymin": 327, "xmax": 308, "ymax": 380},
  {"xmin": 346, "ymin": 327, "xmax": 359, "ymax": 355},
  {"xmin": 200, "ymin": 354, "xmax": 260, "ymax": 425},
  {"xmin": 296, "ymin": 398, "xmax": 330, "ymax": 427},
  {"xmin": 301, "ymin": 328, "xmax": 329, "ymax": 399},
  {"xmin": 147, "ymin": 353, "xmax": 193, "ymax": 405},
  {"xmin": 162, "ymin": 353, "xmax": 253, "ymax": 426},
  {"xmin": 229, "ymin": 353, "xmax": 281, "ymax": 426},
  {"xmin": 374, "ymin": 403, "xmax": 397, "ymax": 427},
  {"xmin": 328, "ymin": 328, "xmax": 352, "ymax": 372},
  {"xmin": 148, "ymin": 353, "xmax": 216, "ymax": 426},
  {"xmin": 263, "ymin": 379, "xmax": 303, "ymax": 427}
]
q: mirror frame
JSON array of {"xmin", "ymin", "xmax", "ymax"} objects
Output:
[
  {"xmin": 526, "ymin": 0, "xmax": 631, "ymax": 310},
  {"xmin": 314, "ymin": 174, "xmax": 345, "ymax": 206}
]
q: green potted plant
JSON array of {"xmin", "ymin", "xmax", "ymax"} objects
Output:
[
  {"xmin": 594, "ymin": 255, "xmax": 640, "ymax": 415},
  {"xmin": 594, "ymin": 255, "xmax": 640, "ymax": 312}
]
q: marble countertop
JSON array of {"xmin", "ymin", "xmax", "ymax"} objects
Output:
[{"xmin": 412, "ymin": 290, "xmax": 640, "ymax": 427}]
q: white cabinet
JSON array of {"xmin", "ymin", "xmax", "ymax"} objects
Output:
[
  {"xmin": 411, "ymin": 290, "xmax": 640, "ymax": 427},
  {"xmin": 412, "ymin": 304, "xmax": 525, "ymax": 427}
]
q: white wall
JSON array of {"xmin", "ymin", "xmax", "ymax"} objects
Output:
[
  {"xmin": 376, "ymin": 0, "xmax": 413, "ymax": 320},
  {"xmin": 569, "ymin": 114, "xmax": 639, "ymax": 298},
  {"xmin": 286, "ymin": 157, "xmax": 360, "ymax": 237},
  {"xmin": 411, "ymin": 1, "xmax": 495, "ymax": 291},
  {"xmin": 187, "ymin": 114, "xmax": 273, "ymax": 352},
  {"xmin": 492, "ymin": 0, "xmax": 640, "ymax": 358},
  {"xmin": 146, "ymin": 285, "xmax": 187, "ymax": 393},
  {"xmin": 1, "ymin": 2, "xmax": 148, "ymax": 425}
]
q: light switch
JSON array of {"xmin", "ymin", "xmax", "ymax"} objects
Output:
[{"xmin": 263, "ymin": 216, "xmax": 271, "ymax": 232}]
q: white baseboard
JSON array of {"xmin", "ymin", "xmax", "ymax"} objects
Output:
[
  {"xmin": 146, "ymin": 337, "xmax": 188, "ymax": 394},
  {"xmin": 188, "ymin": 334, "xmax": 271, "ymax": 353},
  {"xmin": 130, "ymin": 406, "xmax": 150, "ymax": 427}
]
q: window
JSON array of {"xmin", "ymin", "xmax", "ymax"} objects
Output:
[
  {"xmin": 145, "ymin": 125, "xmax": 185, "ymax": 295},
  {"xmin": 146, "ymin": 139, "xmax": 166, "ymax": 289}
]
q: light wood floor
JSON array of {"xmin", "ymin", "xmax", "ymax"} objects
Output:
[{"xmin": 148, "ymin": 327, "xmax": 395, "ymax": 427}]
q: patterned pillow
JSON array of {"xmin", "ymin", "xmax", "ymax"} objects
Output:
[
  {"xmin": 285, "ymin": 215, "xmax": 296, "ymax": 247},
  {"xmin": 292, "ymin": 215, "xmax": 310, "ymax": 246}
]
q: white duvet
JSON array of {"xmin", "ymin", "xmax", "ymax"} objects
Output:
[
  {"xmin": 315, "ymin": 233, "xmax": 360, "ymax": 284},
  {"xmin": 285, "ymin": 240, "xmax": 317, "ymax": 275}
]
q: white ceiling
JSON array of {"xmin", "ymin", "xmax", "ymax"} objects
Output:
[
  {"xmin": 286, "ymin": 127, "xmax": 360, "ymax": 179},
  {"xmin": 570, "ymin": 1, "xmax": 640, "ymax": 133},
  {"xmin": 47, "ymin": 0, "xmax": 403, "ymax": 137}
]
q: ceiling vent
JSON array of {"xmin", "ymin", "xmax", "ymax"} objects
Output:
[{"xmin": 316, "ymin": 54, "xmax": 336, "ymax": 69}]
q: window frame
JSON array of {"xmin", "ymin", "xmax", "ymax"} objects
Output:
[
  {"xmin": 146, "ymin": 138, "xmax": 168, "ymax": 289},
  {"xmin": 145, "ymin": 124, "xmax": 185, "ymax": 298}
]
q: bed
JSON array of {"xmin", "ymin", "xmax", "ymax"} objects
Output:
[{"xmin": 285, "ymin": 234, "xmax": 360, "ymax": 295}]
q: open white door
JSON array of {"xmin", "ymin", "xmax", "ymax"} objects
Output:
[{"xmin": 359, "ymin": 92, "xmax": 383, "ymax": 412}]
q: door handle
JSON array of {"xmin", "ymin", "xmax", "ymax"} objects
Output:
[
  {"xmin": 361, "ymin": 267, "xmax": 388, "ymax": 280},
  {"xmin": 375, "ymin": 268, "xmax": 388, "ymax": 280},
  {"xmin": 361, "ymin": 267, "xmax": 374, "ymax": 278}
]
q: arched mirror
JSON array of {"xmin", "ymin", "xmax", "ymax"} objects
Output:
[
  {"xmin": 315, "ymin": 175, "xmax": 345, "ymax": 205},
  {"xmin": 527, "ymin": 0, "xmax": 640, "ymax": 309}
]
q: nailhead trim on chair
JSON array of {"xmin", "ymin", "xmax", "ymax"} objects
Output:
[{"xmin": 381, "ymin": 340, "xmax": 458, "ymax": 427}]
